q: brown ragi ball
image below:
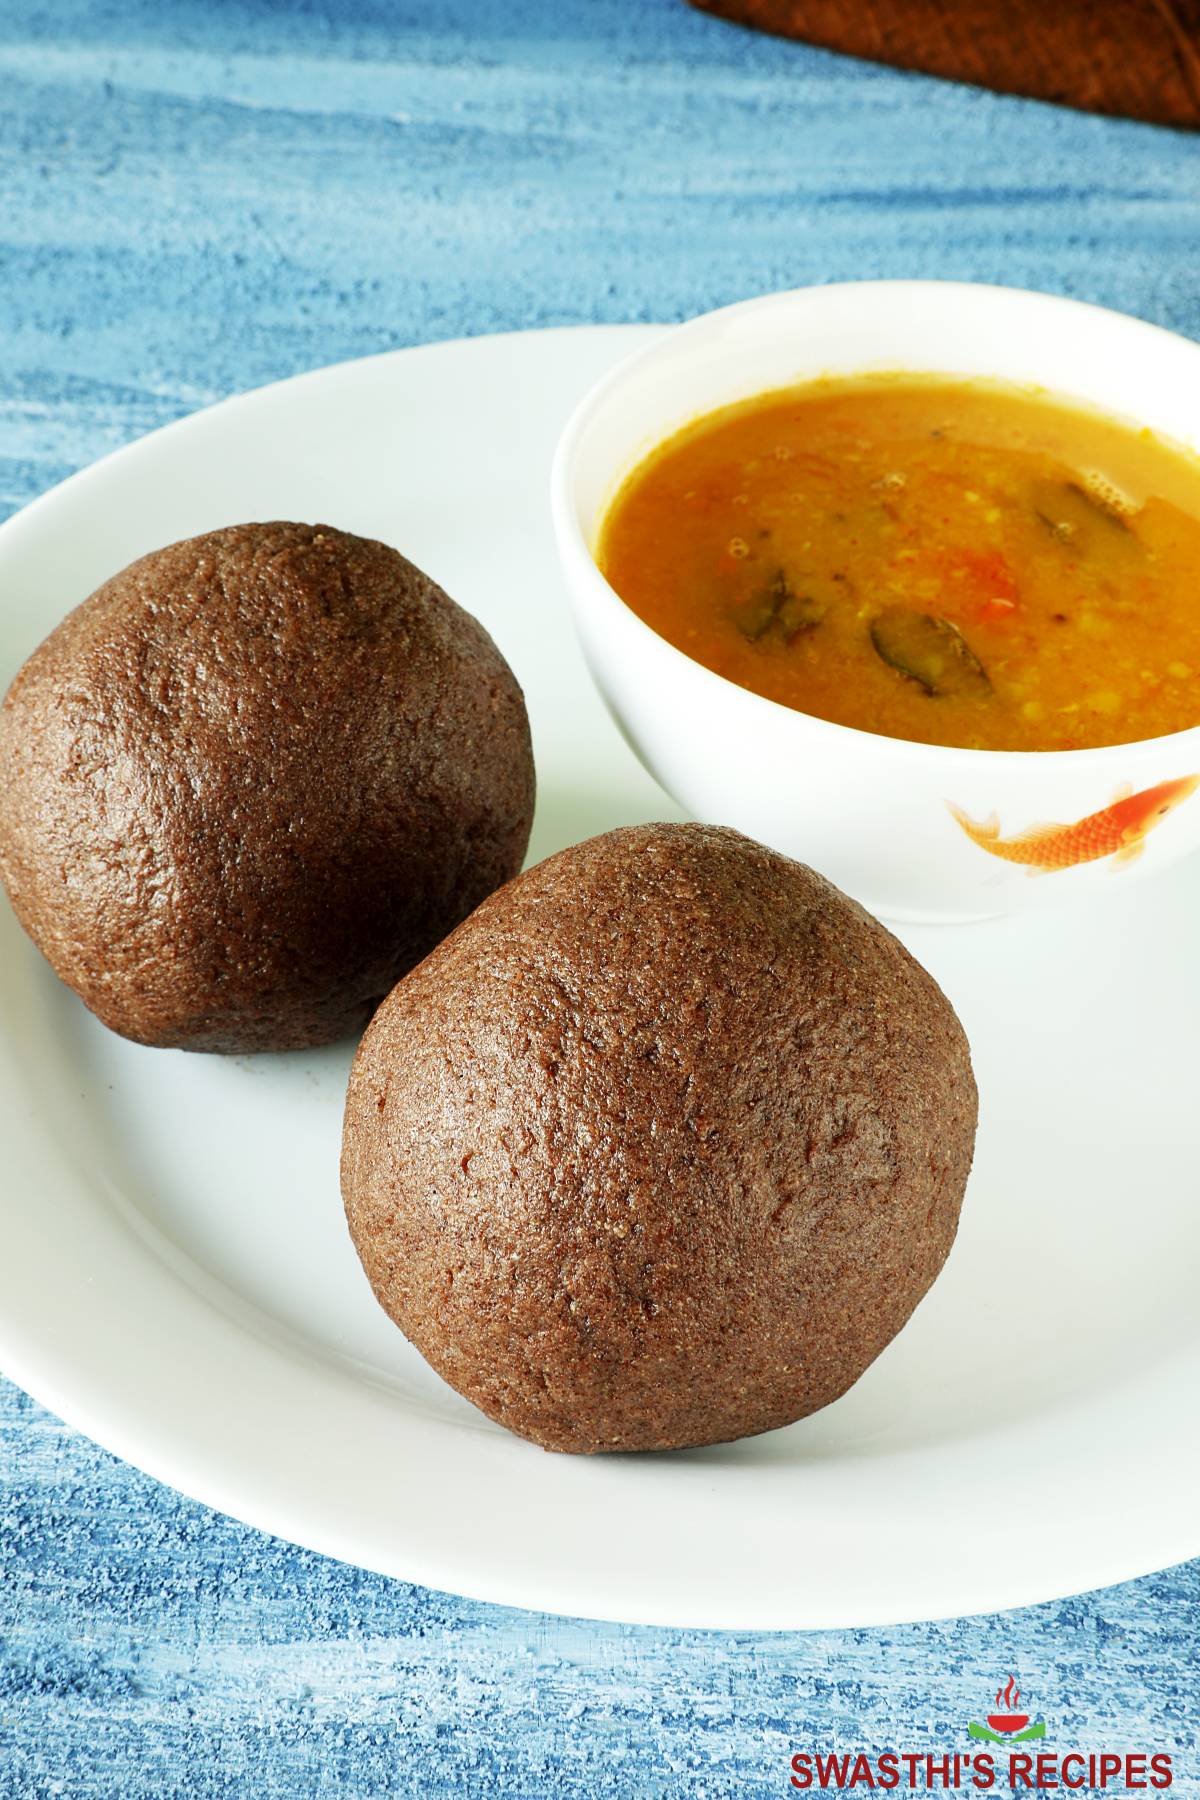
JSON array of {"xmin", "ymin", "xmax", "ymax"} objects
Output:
[
  {"xmin": 342, "ymin": 822, "xmax": 977, "ymax": 1454},
  {"xmin": 0, "ymin": 522, "xmax": 535, "ymax": 1052}
]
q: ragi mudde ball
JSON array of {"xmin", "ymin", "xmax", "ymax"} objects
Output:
[
  {"xmin": 342, "ymin": 822, "xmax": 977, "ymax": 1454},
  {"xmin": 0, "ymin": 522, "xmax": 535, "ymax": 1052}
]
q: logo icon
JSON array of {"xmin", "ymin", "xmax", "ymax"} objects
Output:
[{"xmin": 968, "ymin": 1678, "xmax": 1047, "ymax": 1746}]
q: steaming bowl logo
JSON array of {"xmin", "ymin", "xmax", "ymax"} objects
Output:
[{"xmin": 968, "ymin": 1678, "xmax": 1046, "ymax": 1746}]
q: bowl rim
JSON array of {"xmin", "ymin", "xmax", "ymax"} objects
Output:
[{"xmin": 550, "ymin": 279, "xmax": 1200, "ymax": 771}]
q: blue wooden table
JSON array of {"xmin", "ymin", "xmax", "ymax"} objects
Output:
[{"xmin": 1, "ymin": 3, "xmax": 1197, "ymax": 1793}]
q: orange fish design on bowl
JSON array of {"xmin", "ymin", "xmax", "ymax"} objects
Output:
[{"xmin": 948, "ymin": 774, "xmax": 1200, "ymax": 873}]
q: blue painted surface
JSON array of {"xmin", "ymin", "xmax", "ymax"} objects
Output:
[{"xmin": 1, "ymin": 0, "xmax": 1198, "ymax": 1792}]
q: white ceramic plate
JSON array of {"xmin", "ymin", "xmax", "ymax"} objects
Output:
[{"xmin": 0, "ymin": 328, "xmax": 1197, "ymax": 1630}]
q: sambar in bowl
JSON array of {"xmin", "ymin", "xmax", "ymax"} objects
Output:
[{"xmin": 551, "ymin": 282, "xmax": 1200, "ymax": 922}]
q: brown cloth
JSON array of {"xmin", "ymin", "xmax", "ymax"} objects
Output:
[{"xmin": 686, "ymin": 0, "xmax": 1200, "ymax": 128}]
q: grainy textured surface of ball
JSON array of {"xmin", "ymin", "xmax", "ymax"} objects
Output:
[
  {"xmin": 0, "ymin": 522, "xmax": 535, "ymax": 1052},
  {"xmin": 342, "ymin": 822, "xmax": 977, "ymax": 1453}
]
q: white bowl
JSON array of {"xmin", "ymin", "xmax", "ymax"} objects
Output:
[{"xmin": 551, "ymin": 281, "xmax": 1200, "ymax": 922}]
